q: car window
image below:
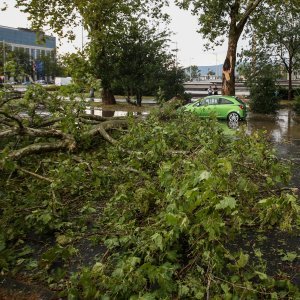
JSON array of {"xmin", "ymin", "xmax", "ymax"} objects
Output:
[
  {"xmin": 234, "ymin": 96, "xmax": 245, "ymax": 105},
  {"xmin": 202, "ymin": 98, "xmax": 218, "ymax": 105},
  {"xmin": 203, "ymin": 98, "xmax": 210, "ymax": 105},
  {"xmin": 218, "ymin": 98, "xmax": 233, "ymax": 105},
  {"xmin": 194, "ymin": 101, "xmax": 204, "ymax": 107},
  {"xmin": 209, "ymin": 98, "xmax": 218, "ymax": 105}
]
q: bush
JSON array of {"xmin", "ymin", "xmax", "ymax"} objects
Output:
[
  {"xmin": 59, "ymin": 84, "xmax": 85, "ymax": 95},
  {"xmin": 294, "ymin": 96, "xmax": 300, "ymax": 115},
  {"xmin": 249, "ymin": 75, "xmax": 279, "ymax": 113},
  {"xmin": 276, "ymin": 87, "xmax": 300, "ymax": 100},
  {"xmin": 44, "ymin": 85, "xmax": 60, "ymax": 92},
  {"xmin": 239, "ymin": 50, "xmax": 280, "ymax": 113}
]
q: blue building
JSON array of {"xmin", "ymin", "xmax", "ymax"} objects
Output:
[
  {"xmin": 0, "ymin": 25, "xmax": 56, "ymax": 81},
  {"xmin": 0, "ymin": 25, "xmax": 56, "ymax": 59}
]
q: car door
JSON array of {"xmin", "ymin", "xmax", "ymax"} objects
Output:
[
  {"xmin": 192, "ymin": 98, "xmax": 209, "ymax": 117},
  {"xmin": 200, "ymin": 97, "xmax": 219, "ymax": 117},
  {"xmin": 218, "ymin": 97, "xmax": 234, "ymax": 118},
  {"xmin": 209, "ymin": 97, "xmax": 220, "ymax": 117}
]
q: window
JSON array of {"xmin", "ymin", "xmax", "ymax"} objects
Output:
[
  {"xmin": 234, "ymin": 96, "xmax": 245, "ymax": 105},
  {"xmin": 203, "ymin": 98, "xmax": 210, "ymax": 105},
  {"xmin": 208, "ymin": 98, "xmax": 218, "ymax": 105},
  {"xmin": 218, "ymin": 98, "xmax": 233, "ymax": 105},
  {"xmin": 194, "ymin": 101, "xmax": 203, "ymax": 107}
]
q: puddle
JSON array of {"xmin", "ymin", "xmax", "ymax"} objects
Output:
[{"xmin": 85, "ymin": 107, "xmax": 149, "ymax": 117}]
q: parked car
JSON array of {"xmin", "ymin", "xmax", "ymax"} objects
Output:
[
  {"xmin": 35, "ymin": 79, "xmax": 46, "ymax": 85},
  {"xmin": 182, "ymin": 95, "xmax": 247, "ymax": 121},
  {"xmin": 22, "ymin": 81, "xmax": 32, "ymax": 85}
]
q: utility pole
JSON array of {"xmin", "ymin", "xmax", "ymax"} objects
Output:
[
  {"xmin": 81, "ymin": 19, "xmax": 84, "ymax": 51},
  {"xmin": 215, "ymin": 53, "xmax": 218, "ymax": 79}
]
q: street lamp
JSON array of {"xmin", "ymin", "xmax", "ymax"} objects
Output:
[{"xmin": 189, "ymin": 57, "xmax": 194, "ymax": 81}]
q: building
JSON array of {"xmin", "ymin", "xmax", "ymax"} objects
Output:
[{"xmin": 0, "ymin": 25, "xmax": 56, "ymax": 81}]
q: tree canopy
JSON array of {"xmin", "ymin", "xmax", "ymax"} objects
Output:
[
  {"xmin": 175, "ymin": 0, "xmax": 264, "ymax": 95},
  {"xmin": 15, "ymin": 0, "xmax": 170, "ymax": 103},
  {"xmin": 251, "ymin": 0, "xmax": 300, "ymax": 100}
]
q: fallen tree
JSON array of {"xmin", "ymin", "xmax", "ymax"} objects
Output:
[
  {"xmin": 0, "ymin": 85, "xmax": 299, "ymax": 298},
  {"xmin": 0, "ymin": 84, "xmax": 129, "ymax": 163}
]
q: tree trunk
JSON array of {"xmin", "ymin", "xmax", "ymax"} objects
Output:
[
  {"xmin": 288, "ymin": 59, "xmax": 293, "ymax": 101},
  {"xmin": 136, "ymin": 90, "xmax": 142, "ymax": 107},
  {"xmin": 222, "ymin": 34, "xmax": 238, "ymax": 96},
  {"xmin": 102, "ymin": 88, "xmax": 116, "ymax": 105}
]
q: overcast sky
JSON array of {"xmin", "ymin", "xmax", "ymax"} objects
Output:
[{"xmin": 1, "ymin": 0, "xmax": 228, "ymax": 68}]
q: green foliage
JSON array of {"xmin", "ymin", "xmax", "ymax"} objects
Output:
[
  {"xmin": 248, "ymin": 72, "xmax": 280, "ymax": 113},
  {"xmin": 61, "ymin": 52, "xmax": 101, "ymax": 92},
  {"xmin": 0, "ymin": 42, "xmax": 59, "ymax": 81},
  {"xmin": 239, "ymin": 51, "xmax": 280, "ymax": 113},
  {"xmin": 294, "ymin": 96, "xmax": 300, "ymax": 115},
  {"xmin": 250, "ymin": 0, "xmax": 300, "ymax": 100},
  {"xmin": 1, "ymin": 92, "xmax": 300, "ymax": 298},
  {"xmin": 113, "ymin": 19, "xmax": 177, "ymax": 103},
  {"xmin": 63, "ymin": 111, "xmax": 299, "ymax": 298}
]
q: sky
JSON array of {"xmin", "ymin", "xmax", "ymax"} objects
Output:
[{"xmin": 0, "ymin": 0, "xmax": 228, "ymax": 68}]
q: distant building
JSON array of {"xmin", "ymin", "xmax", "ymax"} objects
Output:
[
  {"xmin": 0, "ymin": 25, "xmax": 56, "ymax": 81},
  {"xmin": 0, "ymin": 25, "xmax": 56, "ymax": 59}
]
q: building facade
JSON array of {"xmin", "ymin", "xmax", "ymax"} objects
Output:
[{"xmin": 0, "ymin": 25, "xmax": 56, "ymax": 82}]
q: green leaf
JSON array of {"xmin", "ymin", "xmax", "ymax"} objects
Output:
[
  {"xmin": 40, "ymin": 213, "xmax": 52, "ymax": 224},
  {"xmin": 281, "ymin": 251, "xmax": 298, "ymax": 262},
  {"xmin": 237, "ymin": 252, "xmax": 249, "ymax": 268},
  {"xmin": 165, "ymin": 213, "xmax": 180, "ymax": 226},
  {"xmin": 216, "ymin": 197, "xmax": 237, "ymax": 210},
  {"xmin": 197, "ymin": 170, "xmax": 211, "ymax": 181},
  {"xmin": 255, "ymin": 271, "xmax": 268, "ymax": 280},
  {"xmin": 151, "ymin": 233, "xmax": 163, "ymax": 251},
  {"xmin": 0, "ymin": 234, "xmax": 6, "ymax": 252},
  {"xmin": 56, "ymin": 235, "xmax": 72, "ymax": 245}
]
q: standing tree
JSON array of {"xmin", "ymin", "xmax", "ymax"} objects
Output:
[
  {"xmin": 39, "ymin": 51, "xmax": 59, "ymax": 82},
  {"xmin": 239, "ymin": 49, "xmax": 280, "ymax": 113},
  {"xmin": 190, "ymin": 65, "xmax": 200, "ymax": 80},
  {"xmin": 6, "ymin": 48, "xmax": 34, "ymax": 82},
  {"xmin": 116, "ymin": 19, "xmax": 174, "ymax": 105},
  {"xmin": 15, "ymin": 0, "xmax": 169, "ymax": 104},
  {"xmin": 252, "ymin": 0, "xmax": 300, "ymax": 100},
  {"xmin": 175, "ymin": 0, "xmax": 264, "ymax": 95}
]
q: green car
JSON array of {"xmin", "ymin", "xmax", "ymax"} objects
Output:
[{"xmin": 183, "ymin": 95, "xmax": 247, "ymax": 121}]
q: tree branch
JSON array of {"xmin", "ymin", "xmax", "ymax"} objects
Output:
[
  {"xmin": 17, "ymin": 166, "xmax": 53, "ymax": 183},
  {"xmin": 6, "ymin": 140, "xmax": 75, "ymax": 161},
  {"xmin": 0, "ymin": 110, "xmax": 24, "ymax": 130},
  {"xmin": 237, "ymin": 0, "xmax": 263, "ymax": 33},
  {"xmin": 0, "ymin": 128, "xmax": 17, "ymax": 139},
  {"xmin": 86, "ymin": 119, "xmax": 129, "ymax": 145}
]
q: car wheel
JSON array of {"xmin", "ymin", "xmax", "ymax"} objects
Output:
[{"xmin": 228, "ymin": 112, "xmax": 239, "ymax": 122}]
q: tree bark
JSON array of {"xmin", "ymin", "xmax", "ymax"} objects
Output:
[
  {"xmin": 136, "ymin": 90, "xmax": 142, "ymax": 106},
  {"xmin": 222, "ymin": 34, "xmax": 238, "ymax": 96},
  {"xmin": 221, "ymin": 0, "xmax": 263, "ymax": 96},
  {"xmin": 101, "ymin": 88, "xmax": 116, "ymax": 105},
  {"xmin": 288, "ymin": 58, "xmax": 293, "ymax": 101}
]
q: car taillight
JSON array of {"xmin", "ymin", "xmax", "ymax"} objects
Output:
[{"xmin": 239, "ymin": 105, "xmax": 244, "ymax": 109}]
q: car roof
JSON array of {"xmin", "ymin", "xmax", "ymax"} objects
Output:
[{"xmin": 195, "ymin": 95, "xmax": 238, "ymax": 102}]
